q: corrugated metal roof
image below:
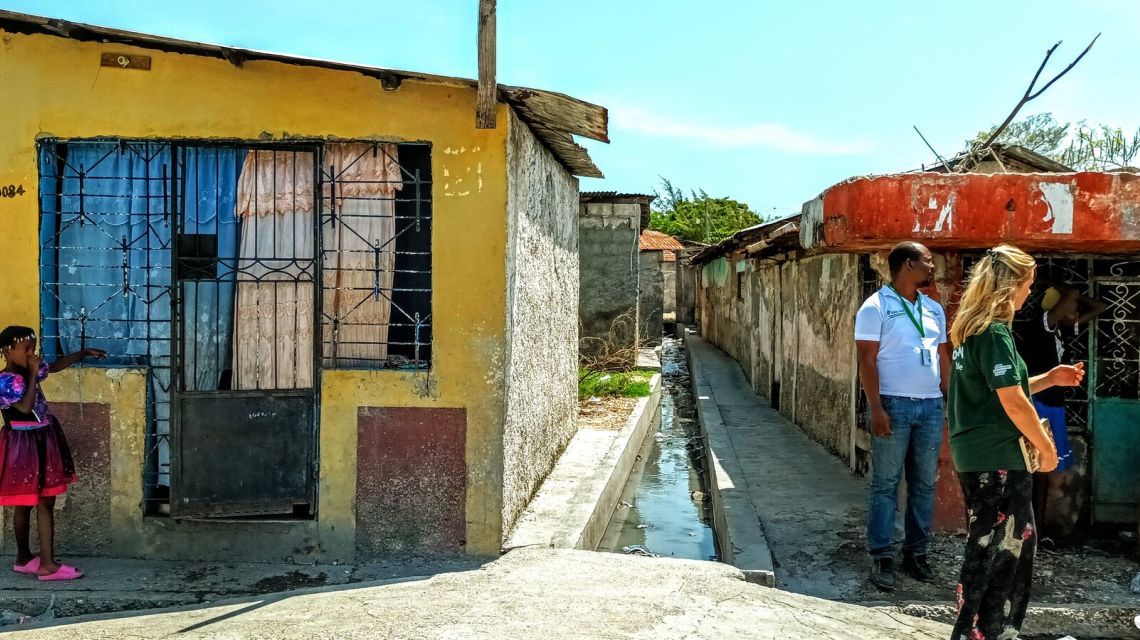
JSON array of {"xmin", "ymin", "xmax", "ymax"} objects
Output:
[
  {"xmin": 0, "ymin": 9, "xmax": 607, "ymax": 178},
  {"xmin": 688, "ymin": 214, "xmax": 802, "ymax": 265},
  {"xmin": 918, "ymin": 143, "xmax": 1072, "ymax": 174},
  {"xmin": 580, "ymin": 192, "xmax": 656, "ymax": 202},
  {"xmin": 640, "ymin": 229, "xmax": 685, "ymax": 252}
]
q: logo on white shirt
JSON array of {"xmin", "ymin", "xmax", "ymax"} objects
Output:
[{"xmin": 993, "ymin": 363, "xmax": 1013, "ymax": 377}]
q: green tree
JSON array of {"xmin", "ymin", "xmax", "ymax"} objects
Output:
[
  {"xmin": 648, "ymin": 178, "xmax": 763, "ymax": 244},
  {"xmin": 970, "ymin": 112, "xmax": 1140, "ymax": 170}
]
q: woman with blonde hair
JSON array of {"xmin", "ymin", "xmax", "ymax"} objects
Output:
[{"xmin": 947, "ymin": 244, "xmax": 1084, "ymax": 640}]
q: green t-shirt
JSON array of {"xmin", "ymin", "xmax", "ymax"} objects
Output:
[{"xmin": 948, "ymin": 323, "xmax": 1029, "ymax": 472}]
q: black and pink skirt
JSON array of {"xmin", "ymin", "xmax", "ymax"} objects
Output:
[{"xmin": 0, "ymin": 416, "xmax": 76, "ymax": 506}]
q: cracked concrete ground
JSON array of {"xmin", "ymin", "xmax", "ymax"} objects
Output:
[
  {"xmin": 6, "ymin": 548, "xmax": 952, "ymax": 640},
  {"xmin": 686, "ymin": 335, "xmax": 1140, "ymax": 638}
]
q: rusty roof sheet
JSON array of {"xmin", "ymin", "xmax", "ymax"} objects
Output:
[
  {"xmin": 580, "ymin": 192, "xmax": 656, "ymax": 203},
  {"xmin": 640, "ymin": 229, "xmax": 686, "ymax": 252},
  {"xmin": 0, "ymin": 9, "xmax": 607, "ymax": 178},
  {"xmin": 688, "ymin": 215, "xmax": 802, "ymax": 265}
]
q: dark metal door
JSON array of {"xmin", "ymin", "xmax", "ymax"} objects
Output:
[{"xmin": 170, "ymin": 145, "xmax": 319, "ymax": 518}]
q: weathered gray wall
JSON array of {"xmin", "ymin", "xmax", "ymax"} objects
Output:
[
  {"xmin": 662, "ymin": 260, "xmax": 677, "ymax": 316},
  {"xmin": 579, "ymin": 201, "xmax": 640, "ymax": 360},
  {"xmin": 697, "ymin": 252, "xmax": 860, "ymax": 463},
  {"xmin": 675, "ymin": 252, "xmax": 699, "ymax": 325},
  {"xmin": 789, "ymin": 255, "xmax": 860, "ymax": 458},
  {"xmin": 639, "ymin": 251, "xmax": 665, "ymax": 346},
  {"xmin": 502, "ymin": 111, "xmax": 580, "ymax": 538}
]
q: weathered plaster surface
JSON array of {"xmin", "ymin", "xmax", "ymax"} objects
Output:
[
  {"xmin": 697, "ymin": 253, "xmax": 860, "ymax": 461},
  {"xmin": 675, "ymin": 254, "xmax": 700, "ymax": 325},
  {"xmin": 808, "ymin": 172, "xmax": 1140, "ymax": 253},
  {"xmin": 639, "ymin": 251, "xmax": 665, "ymax": 346},
  {"xmin": 501, "ymin": 111, "xmax": 579, "ymax": 537}
]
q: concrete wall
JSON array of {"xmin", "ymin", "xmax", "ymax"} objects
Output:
[
  {"xmin": 663, "ymin": 260, "xmax": 677, "ymax": 316},
  {"xmin": 697, "ymin": 253, "xmax": 860, "ymax": 463},
  {"xmin": 2, "ymin": 27, "xmax": 518, "ymax": 559},
  {"xmin": 789, "ymin": 255, "xmax": 860, "ymax": 458},
  {"xmin": 578, "ymin": 202, "xmax": 640, "ymax": 361},
  {"xmin": 675, "ymin": 252, "xmax": 700, "ymax": 325},
  {"xmin": 639, "ymin": 251, "xmax": 665, "ymax": 346},
  {"xmin": 501, "ymin": 111, "xmax": 580, "ymax": 538}
]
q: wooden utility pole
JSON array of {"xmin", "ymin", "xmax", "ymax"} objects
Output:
[{"xmin": 476, "ymin": 0, "xmax": 497, "ymax": 129}]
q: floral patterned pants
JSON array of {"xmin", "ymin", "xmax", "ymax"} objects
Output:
[{"xmin": 951, "ymin": 470, "xmax": 1036, "ymax": 640}]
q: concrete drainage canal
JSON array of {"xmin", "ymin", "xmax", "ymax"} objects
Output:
[{"xmin": 597, "ymin": 337, "xmax": 720, "ymax": 561}]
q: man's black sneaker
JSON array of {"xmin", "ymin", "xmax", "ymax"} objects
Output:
[
  {"xmin": 902, "ymin": 552, "xmax": 935, "ymax": 582},
  {"xmin": 870, "ymin": 557, "xmax": 896, "ymax": 591}
]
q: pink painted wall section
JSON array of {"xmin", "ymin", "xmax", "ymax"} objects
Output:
[
  {"xmin": 820, "ymin": 172, "xmax": 1140, "ymax": 252},
  {"xmin": 356, "ymin": 407, "xmax": 467, "ymax": 556}
]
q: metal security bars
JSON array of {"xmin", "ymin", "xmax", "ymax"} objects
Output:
[
  {"xmin": 39, "ymin": 139, "xmax": 433, "ymax": 513},
  {"xmin": 38, "ymin": 140, "xmax": 177, "ymax": 505},
  {"xmin": 1091, "ymin": 258, "xmax": 1140, "ymax": 400},
  {"xmin": 319, "ymin": 142, "xmax": 432, "ymax": 370}
]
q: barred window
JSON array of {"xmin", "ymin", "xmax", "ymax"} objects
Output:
[{"xmin": 38, "ymin": 139, "xmax": 432, "ymax": 511}]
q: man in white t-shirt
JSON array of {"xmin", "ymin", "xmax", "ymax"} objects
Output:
[{"xmin": 854, "ymin": 241, "xmax": 951, "ymax": 591}]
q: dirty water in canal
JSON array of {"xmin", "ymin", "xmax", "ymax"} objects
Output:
[{"xmin": 598, "ymin": 337, "xmax": 719, "ymax": 561}]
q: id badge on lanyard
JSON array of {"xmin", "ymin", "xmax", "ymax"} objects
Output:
[{"xmin": 891, "ymin": 285, "xmax": 931, "ymax": 366}]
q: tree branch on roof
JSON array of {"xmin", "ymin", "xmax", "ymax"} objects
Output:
[{"xmin": 958, "ymin": 34, "xmax": 1100, "ymax": 173}]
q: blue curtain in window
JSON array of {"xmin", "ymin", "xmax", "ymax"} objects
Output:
[
  {"xmin": 39, "ymin": 142, "xmax": 174, "ymax": 363},
  {"xmin": 39, "ymin": 142, "xmax": 243, "ymax": 488},
  {"xmin": 180, "ymin": 147, "xmax": 242, "ymax": 392}
]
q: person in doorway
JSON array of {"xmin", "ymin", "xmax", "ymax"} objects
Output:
[
  {"xmin": 0, "ymin": 326, "xmax": 105, "ymax": 581},
  {"xmin": 1015, "ymin": 284, "xmax": 1105, "ymax": 533},
  {"xmin": 948, "ymin": 245, "xmax": 1085, "ymax": 640},
  {"xmin": 855, "ymin": 241, "xmax": 951, "ymax": 591}
]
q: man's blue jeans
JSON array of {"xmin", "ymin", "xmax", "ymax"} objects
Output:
[{"xmin": 867, "ymin": 395, "xmax": 944, "ymax": 560}]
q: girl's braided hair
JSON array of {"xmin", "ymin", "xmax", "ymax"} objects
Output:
[{"xmin": 0, "ymin": 326, "xmax": 36, "ymax": 350}]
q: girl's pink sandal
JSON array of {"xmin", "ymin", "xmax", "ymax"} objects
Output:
[
  {"xmin": 37, "ymin": 564, "xmax": 83, "ymax": 581},
  {"xmin": 12, "ymin": 557, "xmax": 40, "ymax": 575}
]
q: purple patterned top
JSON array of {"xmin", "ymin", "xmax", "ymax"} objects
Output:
[{"xmin": 0, "ymin": 363, "xmax": 51, "ymax": 420}]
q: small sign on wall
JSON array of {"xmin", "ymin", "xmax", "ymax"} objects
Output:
[{"xmin": 100, "ymin": 53, "xmax": 151, "ymax": 71}]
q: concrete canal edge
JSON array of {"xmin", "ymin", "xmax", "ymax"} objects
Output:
[
  {"xmin": 682, "ymin": 326, "xmax": 777, "ymax": 587},
  {"xmin": 504, "ymin": 374, "xmax": 663, "ymax": 553}
]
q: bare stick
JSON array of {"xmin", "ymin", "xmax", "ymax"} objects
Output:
[
  {"xmin": 914, "ymin": 125, "xmax": 952, "ymax": 172},
  {"xmin": 1027, "ymin": 34, "xmax": 1100, "ymax": 100},
  {"xmin": 961, "ymin": 34, "xmax": 1100, "ymax": 172},
  {"xmin": 989, "ymin": 146, "xmax": 1008, "ymax": 173}
]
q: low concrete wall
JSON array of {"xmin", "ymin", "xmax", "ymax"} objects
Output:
[
  {"xmin": 684, "ymin": 327, "xmax": 775, "ymax": 587},
  {"xmin": 504, "ymin": 375, "xmax": 661, "ymax": 552}
]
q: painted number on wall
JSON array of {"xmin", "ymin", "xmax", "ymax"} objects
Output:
[{"xmin": 0, "ymin": 185, "xmax": 26, "ymax": 198}]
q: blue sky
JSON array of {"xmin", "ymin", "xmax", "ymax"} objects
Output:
[{"xmin": 6, "ymin": 0, "xmax": 1138, "ymax": 217}]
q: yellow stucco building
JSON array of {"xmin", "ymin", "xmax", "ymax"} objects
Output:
[{"xmin": 0, "ymin": 10, "xmax": 604, "ymax": 561}]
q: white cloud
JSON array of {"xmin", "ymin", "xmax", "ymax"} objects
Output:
[{"xmin": 602, "ymin": 101, "xmax": 874, "ymax": 155}]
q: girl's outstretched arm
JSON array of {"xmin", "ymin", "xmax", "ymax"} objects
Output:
[{"xmin": 49, "ymin": 348, "xmax": 107, "ymax": 373}]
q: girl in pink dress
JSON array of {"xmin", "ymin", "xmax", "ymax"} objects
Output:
[{"xmin": 0, "ymin": 326, "xmax": 104, "ymax": 580}]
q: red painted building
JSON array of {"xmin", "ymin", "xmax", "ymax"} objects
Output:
[{"xmin": 802, "ymin": 170, "xmax": 1140, "ymax": 531}]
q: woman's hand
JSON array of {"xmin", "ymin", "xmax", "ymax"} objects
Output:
[
  {"xmin": 1039, "ymin": 446, "xmax": 1060, "ymax": 473},
  {"xmin": 1047, "ymin": 362, "xmax": 1085, "ymax": 388}
]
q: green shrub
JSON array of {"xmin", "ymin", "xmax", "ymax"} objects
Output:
[{"xmin": 578, "ymin": 369, "xmax": 654, "ymax": 400}]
